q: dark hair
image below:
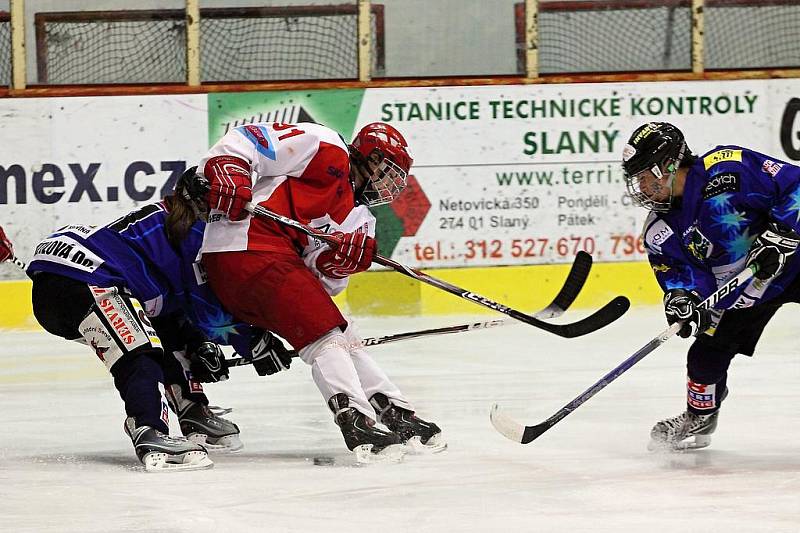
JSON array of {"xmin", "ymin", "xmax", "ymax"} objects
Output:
[
  {"xmin": 164, "ymin": 193, "xmax": 202, "ymax": 247},
  {"xmin": 679, "ymin": 152, "xmax": 697, "ymax": 168}
]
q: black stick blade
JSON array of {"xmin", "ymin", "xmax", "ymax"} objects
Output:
[
  {"xmin": 534, "ymin": 250, "xmax": 593, "ymax": 319},
  {"xmin": 532, "ymin": 295, "xmax": 630, "ymax": 338}
]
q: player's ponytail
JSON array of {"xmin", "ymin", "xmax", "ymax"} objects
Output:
[{"xmin": 165, "ymin": 166, "xmax": 209, "ymax": 247}]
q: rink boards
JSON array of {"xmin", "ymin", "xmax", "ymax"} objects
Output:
[
  {"xmin": 1, "ymin": 261, "xmax": 660, "ymax": 329},
  {"xmin": 2, "ymin": 77, "xmax": 799, "ymax": 327}
]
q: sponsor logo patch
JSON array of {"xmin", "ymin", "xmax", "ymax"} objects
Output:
[
  {"xmin": 687, "ymin": 379, "xmax": 717, "ymax": 410},
  {"xmin": 702, "ymin": 172, "xmax": 740, "ymax": 200},
  {"xmin": 622, "ymin": 143, "xmax": 637, "ymax": 162},
  {"xmin": 703, "ymin": 149, "xmax": 742, "ymax": 170},
  {"xmin": 90, "ymin": 286, "xmax": 146, "ymax": 349},
  {"xmin": 762, "ymin": 159, "xmax": 784, "ymax": 177},
  {"xmin": 645, "ymin": 219, "xmax": 674, "ymax": 254}
]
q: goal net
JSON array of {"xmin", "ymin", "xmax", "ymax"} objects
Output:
[
  {"xmin": 515, "ymin": 0, "xmax": 800, "ymax": 74},
  {"xmin": 34, "ymin": 4, "xmax": 385, "ymax": 85}
]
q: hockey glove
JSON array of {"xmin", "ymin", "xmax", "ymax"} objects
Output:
[
  {"xmin": 0, "ymin": 225, "xmax": 13, "ymax": 263},
  {"xmin": 316, "ymin": 231, "xmax": 376, "ymax": 279},
  {"xmin": 204, "ymin": 155, "xmax": 253, "ymax": 221},
  {"xmin": 663, "ymin": 288, "xmax": 712, "ymax": 338},
  {"xmin": 250, "ymin": 330, "xmax": 294, "ymax": 376},
  {"xmin": 746, "ymin": 222, "xmax": 800, "ymax": 281},
  {"xmin": 189, "ymin": 342, "xmax": 229, "ymax": 383}
]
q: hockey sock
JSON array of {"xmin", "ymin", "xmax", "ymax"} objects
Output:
[{"xmin": 112, "ymin": 353, "xmax": 170, "ymax": 433}]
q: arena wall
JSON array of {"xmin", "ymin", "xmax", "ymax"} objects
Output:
[{"xmin": 2, "ymin": 78, "xmax": 800, "ymax": 328}]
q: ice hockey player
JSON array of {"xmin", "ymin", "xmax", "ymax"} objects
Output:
[
  {"xmin": 0, "ymin": 225, "xmax": 14, "ymax": 264},
  {"xmin": 195, "ymin": 121, "xmax": 445, "ymax": 462},
  {"xmin": 25, "ymin": 170, "xmax": 292, "ymax": 471},
  {"xmin": 622, "ymin": 122, "xmax": 800, "ymax": 450}
]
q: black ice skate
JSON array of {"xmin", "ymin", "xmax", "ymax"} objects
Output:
[
  {"xmin": 328, "ymin": 393, "xmax": 405, "ymax": 464},
  {"xmin": 167, "ymin": 384, "xmax": 243, "ymax": 452},
  {"xmin": 370, "ymin": 393, "xmax": 447, "ymax": 453},
  {"xmin": 124, "ymin": 417, "xmax": 213, "ymax": 472},
  {"xmin": 648, "ymin": 410, "xmax": 719, "ymax": 451}
]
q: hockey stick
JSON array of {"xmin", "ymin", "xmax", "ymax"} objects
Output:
[
  {"xmin": 5, "ymin": 255, "xmax": 26, "ymax": 271},
  {"xmin": 223, "ymin": 250, "xmax": 595, "ymax": 367},
  {"xmin": 223, "ymin": 319, "xmax": 507, "ymax": 367},
  {"xmin": 245, "ymin": 203, "xmax": 629, "ymax": 338},
  {"xmin": 490, "ymin": 264, "xmax": 758, "ymax": 444}
]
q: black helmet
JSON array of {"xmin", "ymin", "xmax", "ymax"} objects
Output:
[
  {"xmin": 175, "ymin": 166, "xmax": 210, "ymax": 202},
  {"xmin": 622, "ymin": 122, "xmax": 688, "ymax": 212}
]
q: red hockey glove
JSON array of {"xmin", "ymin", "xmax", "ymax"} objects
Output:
[
  {"xmin": 204, "ymin": 155, "xmax": 253, "ymax": 221},
  {"xmin": 0, "ymin": 225, "xmax": 14, "ymax": 263},
  {"xmin": 316, "ymin": 231, "xmax": 376, "ymax": 279}
]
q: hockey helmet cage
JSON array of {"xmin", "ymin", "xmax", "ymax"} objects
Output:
[
  {"xmin": 350, "ymin": 122, "xmax": 413, "ymax": 206},
  {"xmin": 622, "ymin": 122, "xmax": 687, "ymax": 212}
]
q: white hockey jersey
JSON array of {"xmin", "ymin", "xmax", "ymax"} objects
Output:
[{"xmin": 198, "ymin": 122, "xmax": 375, "ymax": 296}]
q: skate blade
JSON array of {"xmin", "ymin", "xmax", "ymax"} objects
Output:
[
  {"xmin": 142, "ymin": 451, "xmax": 214, "ymax": 473},
  {"xmin": 188, "ymin": 432, "xmax": 244, "ymax": 453},
  {"xmin": 648, "ymin": 434, "xmax": 712, "ymax": 452},
  {"xmin": 404, "ymin": 434, "xmax": 447, "ymax": 454},
  {"xmin": 353, "ymin": 443, "xmax": 406, "ymax": 464}
]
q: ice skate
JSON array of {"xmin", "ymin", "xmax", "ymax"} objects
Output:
[
  {"xmin": 328, "ymin": 393, "xmax": 405, "ymax": 464},
  {"xmin": 648, "ymin": 410, "xmax": 719, "ymax": 451},
  {"xmin": 370, "ymin": 393, "xmax": 446, "ymax": 453},
  {"xmin": 124, "ymin": 417, "xmax": 213, "ymax": 472},
  {"xmin": 167, "ymin": 384, "xmax": 243, "ymax": 452},
  {"xmin": 178, "ymin": 403, "xmax": 243, "ymax": 452}
]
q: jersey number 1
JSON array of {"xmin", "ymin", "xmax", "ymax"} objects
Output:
[{"xmin": 273, "ymin": 123, "xmax": 305, "ymax": 141}]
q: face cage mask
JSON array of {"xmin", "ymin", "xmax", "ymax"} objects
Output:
[
  {"xmin": 624, "ymin": 142, "xmax": 686, "ymax": 213},
  {"xmin": 359, "ymin": 157, "xmax": 408, "ymax": 207}
]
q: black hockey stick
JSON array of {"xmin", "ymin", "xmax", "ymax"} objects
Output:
[
  {"xmin": 6, "ymin": 255, "xmax": 26, "ymax": 271},
  {"xmin": 490, "ymin": 264, "xmax": 758, "ymax": 444},
  {"xmin": 224, "ymin": 250, "xmax": 595, "ymax": 367},
  {"xmin": 245, "ymin": 203, "xmax": 629, "ymax": 338},
  {"xmin": 223, "ymin": 319, "xmax": 507, "ymax": 367}
]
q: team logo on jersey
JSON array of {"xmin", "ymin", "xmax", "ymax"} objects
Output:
[
  {"xmin": 237, "ymin": 124, "xmax": 277, "ymax": 160},
  {"xmin": 686, "ymin": 227, "xmax": 714, "ymax": 261},
  {"xmin": 652, "ymin": 263, "xmax": 671, "ymax": 273},
  {"xmin": 703, "ymin": 149, "xmax": 742, "ymax": 170},
  {"xmin": 761, "ymin": 159, "xmax": 784, "ymax": 177},
  {"xmin": 702, "ymin": 172, "xmax": 740, "ymax": 199}
]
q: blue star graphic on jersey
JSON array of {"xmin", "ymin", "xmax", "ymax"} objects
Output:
[
  {"xmin": 712, "ymin": 210, "xmax": 749, "ymax": 234},
  {"xmin": 664, "ymin": 267, "xmax": 697, "ymax": 291},
  {"xmin": 706, "ymin": 192, "xmax": 733, "ymax": 211},
  {"xmin": 777, "ymin": 186, "xmax": 800, "ymax": 224},
  {"xmin": 196, "ymin": 307, "xmax": 242, "ymax": 344},
  {"xmin": 722, "ymin": 228, "xmax": 757, "ymax": 261}
]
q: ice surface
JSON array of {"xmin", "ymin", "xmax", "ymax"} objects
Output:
[{"xmin": 1, "ymin": 306, "xmax": 798, "ymax": 532}]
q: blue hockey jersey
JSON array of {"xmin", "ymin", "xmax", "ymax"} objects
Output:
[
  {"xmin": 27, "ymin": 201, "xmax": 254, "ymax": 355},
  {"xmin": 643, "ymin": 145, "xmax": 800, "ymax": 311}
]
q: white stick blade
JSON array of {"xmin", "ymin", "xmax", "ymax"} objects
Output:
[{"xmin": 489, "ymin": 404, "xmax": 525, "ymax": 443}]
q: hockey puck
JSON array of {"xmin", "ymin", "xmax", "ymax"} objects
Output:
[{"xmin": 313, "ymin": 456, "xmax": 335, "ymax": 466}]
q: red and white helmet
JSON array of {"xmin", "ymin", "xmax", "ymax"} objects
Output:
[{"xmin": 350, "ymin": 122, "xmax": 413, "ymax": 206}]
